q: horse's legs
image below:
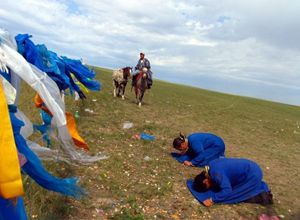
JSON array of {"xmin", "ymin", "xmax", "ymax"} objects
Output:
[
  {"xmin": 140, "ymin": 91, "xmax": 144, "ymax": 102},
  {"xmin": 115, "ymin": 82, "xmax": 122, "ymax": 97},
  {"xmin": 117, "ymin": 86, "xmax": 121, "ymax": 97},
  {"xmin": 121, "ymin": 83, "xmax": 126, "ymax": 100},
  {"xmin": 137, "ymin": 90, "xmax": 144, "ymax": 107},
  {"xmin": 138, "ymin": 77, "xmax": 147, "ymax": 107},
  {"xmin": 135, "ymin": 87, "xmax": 139, "ymax": 103},
  {"xmin": 136, "ymin": 88, "xmax": 144, "ymax": 107},
  {"xmin": 134, "ymin": 75, "xmax": 147, "ymax": 107},
  {"xmin": 113, "ymin": 81, "xmax": 117, "ymax": 97}
]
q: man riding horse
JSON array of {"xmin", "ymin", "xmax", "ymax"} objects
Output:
[{"xmin": 132, "ymin": 52, "xmax": 153, "ymax": 89}]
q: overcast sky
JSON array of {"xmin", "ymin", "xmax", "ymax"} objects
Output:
[{"xmin": 1, "ymin": 0, "xmax": 299, "ymax": 106}]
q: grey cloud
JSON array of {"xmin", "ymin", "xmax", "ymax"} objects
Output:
[{"xmin": 0, "ymin": 0, "xmax": 299, "ymax": 105}]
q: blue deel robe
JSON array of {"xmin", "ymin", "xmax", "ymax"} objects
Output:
[
  {"xmin": 135, "ymin": 58, "xmax": 151, "ymax": 72},
  {"xmin": 134, "ymin": 58, "xmax": 153, "ymax": 81},
  {"xmin": 187, "ymin": 158, "xmax": 270, "ymax": 204},
  {"xmin": 172, "ymin": 133, "xmax": 225, "ymax": 167}
]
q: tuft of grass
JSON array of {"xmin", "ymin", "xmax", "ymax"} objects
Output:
[{"xmin": 110, "ymin": 196, "xmax": 144, "ymax": 220}]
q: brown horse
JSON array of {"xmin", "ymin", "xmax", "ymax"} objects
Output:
[
  {"xmin": 112, "ymin": 67, "xmax": 132, "ymax": 100},
  {"xmin": 132, "ymin": 71, "xmax": 148, "ymax": 107}
]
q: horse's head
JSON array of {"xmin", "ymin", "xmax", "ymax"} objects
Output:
[{"xmin": 122, "ymin": 66, "xmax": 132, "ymax": 79}]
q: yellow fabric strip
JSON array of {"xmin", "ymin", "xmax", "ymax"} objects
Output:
[
  {"xmin": 0, "ymin": 79, "xmax": 24, "ymax": 199},
  {"xmin": 71, "ymin": 73, "xmax": 89, "ymax": 93}
]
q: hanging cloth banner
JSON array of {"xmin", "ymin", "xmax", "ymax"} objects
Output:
[
  {"xmin": 0, "ymin": 78, "xmax": 24, "ymax": 199},
  {"xmin": 34, "ymin": 93, "xmax": 89, "ymax": 150}
]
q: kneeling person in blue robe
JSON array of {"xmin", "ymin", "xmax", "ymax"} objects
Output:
[
  {"xmin": 172, "ymin": 133, "xmax": 225, "ymax": 167},
  {"xmin": 191, "ymin": 158, "xmax": 273, "ymax": 207}
]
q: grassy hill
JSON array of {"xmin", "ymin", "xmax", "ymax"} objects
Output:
[{"xmin": 20, "ymin": 67, "xmax": 300, "ymax": 219}]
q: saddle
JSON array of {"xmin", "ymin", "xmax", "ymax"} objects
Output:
[
  {"xmin": 132, "ymin": 72, "xmax": 145, "ymax": 85},
  {"xmin": 132, "ymin": 71, "xmax": 152, "ymax": 89}
]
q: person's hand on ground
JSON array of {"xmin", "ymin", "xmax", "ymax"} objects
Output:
[
  {"xmin": 203, "ymin": 198, "xmax": 214, "ymax": 207},
  {"xmin": 183, "ymin": 160, "xmax": 193, "ymax": 166}
]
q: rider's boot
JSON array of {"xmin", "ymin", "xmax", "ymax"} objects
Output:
[
  {"xmin": 147, "ymin": 78, "xmax": 152, "ymax": 89},
  {"xmin": 132, "ymin": 74, "xmax": 137, "ymax": 87}
]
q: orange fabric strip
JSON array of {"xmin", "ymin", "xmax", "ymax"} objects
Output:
[
  {"xmin": 66, "ymin": 112, "xmax": 89, "ymax": 151},
  {"xmin": 34, "ymin": 93, "xmax": 88, "ymax": 150}
]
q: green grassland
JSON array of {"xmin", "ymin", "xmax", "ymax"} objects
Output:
[{"xmin": 20, "ymin": 67, "xmax": 300, "ymax": 219}]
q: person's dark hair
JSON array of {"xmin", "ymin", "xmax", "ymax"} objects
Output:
[
  {"xmin": 173, "ymin": 133, "xmax": 186, "ymax": 150},
  {"xmin": 193, "ymin": 171, "xmax": 209, "ymax": 192}
]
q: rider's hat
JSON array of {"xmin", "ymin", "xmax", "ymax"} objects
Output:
[{"xmin": 140, "ymin": 52, "xmax": 145, "ymax": 55}]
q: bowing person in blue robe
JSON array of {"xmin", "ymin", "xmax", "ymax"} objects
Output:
[
  {"xmin": 172, "ymin": 133, "xmax": 225, "ymax": 167},
  {"xmin": 191, "ymin": 158, "xmax": 273, "ymax": 207}
]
